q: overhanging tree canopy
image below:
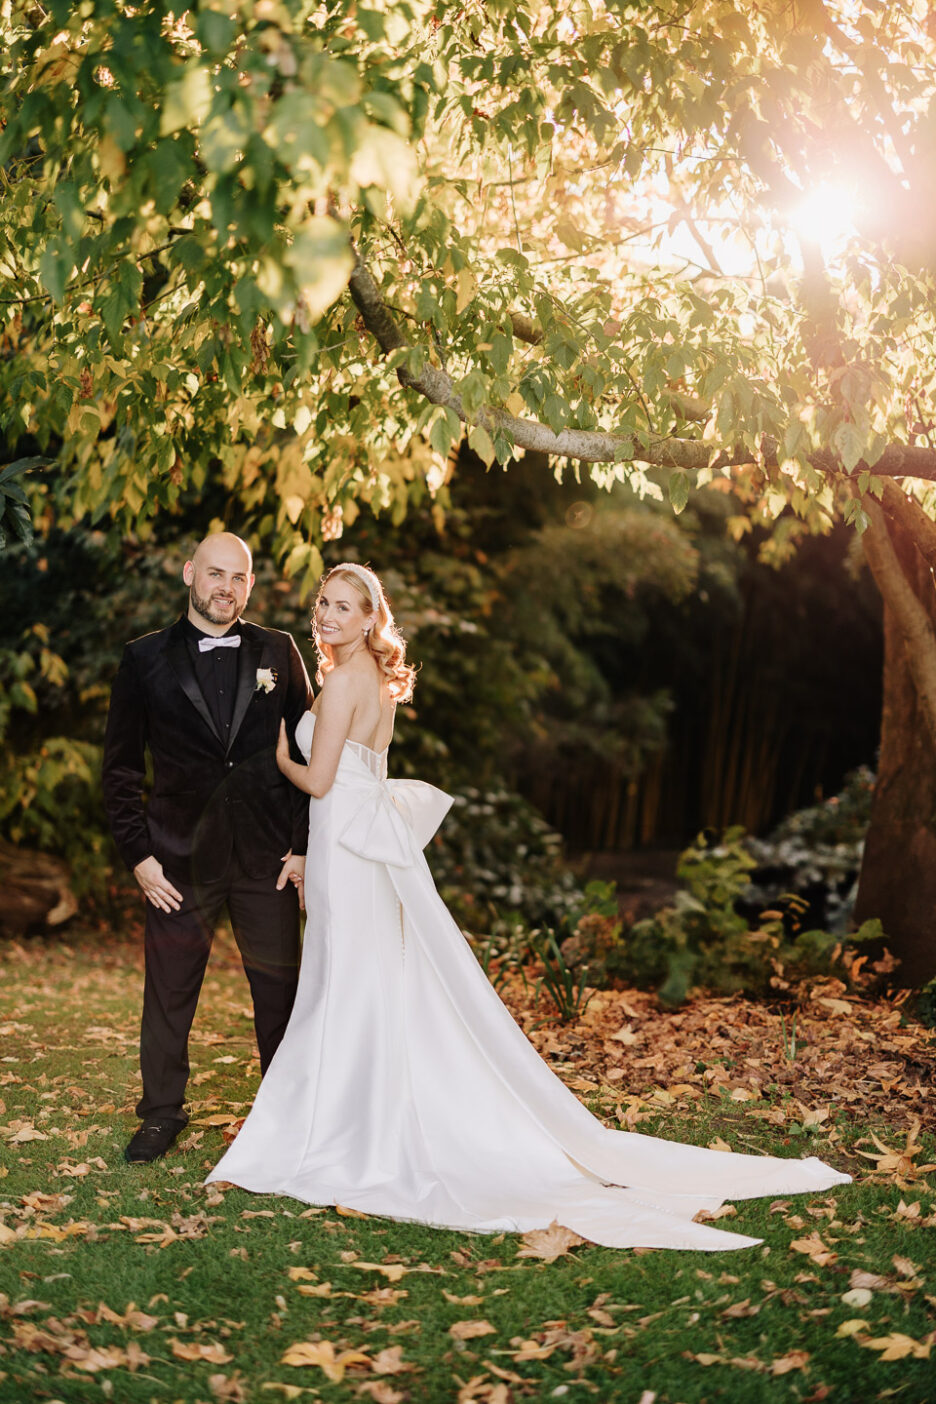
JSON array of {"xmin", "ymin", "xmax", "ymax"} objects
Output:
[
  {"xmin": 3, "ymin": 0, "xmax": 935, "ymax": 564},
  {"xmin": 4, "ymin": 0, "xmax": 936, "ymax": 975}
]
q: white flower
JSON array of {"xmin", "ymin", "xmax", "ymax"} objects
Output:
[{"xmin": 255, "ymin": 667, "xmax": 277, "ymax": 693}]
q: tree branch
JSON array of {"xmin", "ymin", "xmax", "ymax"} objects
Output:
[
  {"xmin": 347, "ymin": 249, "xmax": 936, "ymax": 480},
  {"xmin": 861, "ymin": 495, "xmax": 936, "ymax": 749}
]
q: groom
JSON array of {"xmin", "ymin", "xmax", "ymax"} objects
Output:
[{"xmin": 102, "ymin": 532, "xmax": 313, "ymax": 1163}]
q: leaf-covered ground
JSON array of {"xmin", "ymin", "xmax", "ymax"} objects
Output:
[{"xmin": 1, "ymin": 926, "xmax": 935, "ymax": 1404}]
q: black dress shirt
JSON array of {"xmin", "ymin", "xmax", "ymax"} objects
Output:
[{"xmin": 182, "ymin": 616, "xmax": 242, "ymax": 743}]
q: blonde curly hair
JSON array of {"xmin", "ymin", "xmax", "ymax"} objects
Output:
[{"xmin": 313, "ymin": 564, "xmax": 416, "ymax": 703}]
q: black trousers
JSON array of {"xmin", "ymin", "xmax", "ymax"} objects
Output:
[{"xmin": 136, "ymin": 856, "xmax": 301, "ymax": 1122}]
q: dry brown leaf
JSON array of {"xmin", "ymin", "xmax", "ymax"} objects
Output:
[
  {"xmin": 789, "ymin": 1233, "xmax": 837, "ymax": 1266},
  {"xmin": 96, "ymin": 1301, "xmax": 160, "ymax": 1332},
  {"xmin": 350, "ymin": 1261, "xmax": 408, "ymax": 1282},
  {"xmin": 209, "ymin": 1372, "xmax": 249, "ymax": 1402},
  {"xmin": 358, "ymin": 1288, "xmax": 409, "ymax": 1308},
  {"xmin": 835, "ymin": 1318, "xmax": 869, "ymax": 1338},
  {"xmin": 449, "ymin": 1319, "xmax": 496, "ymax": 1341},
  {"xmin": 849, "ymin": 1269, "xmax": 890, "ymax": 1292},
  {"xmin": 370, "ymin": 1345, "xmax": 413, "ymax": 1375},
  {"xmin": 516, "ymin": 1221, "xmax": 585, "ymax": 1262},
  {"xmin": 860, "ymin": 1332, "xmax": 932, "ymax": 1361},
  {"xmin": 816, "ymin": 996, "xmax": 853, "ymax": 1016},
  {"xmin": 280, "ymin": 1339, "xmax": 371, "ymax": 1381},
  {"xmin": 356, "ymin": 1383, "xmax": 407, "ymax": 1404},
  {"xmin": 69, "ymin": 1343, "xmax": 139, "ymax": 1373},
  {"xmin": 770, "ymin": 1349, "xmax": 810, "ymax": 1374},
  {"xmin": 841, "ymin": 1287, "xmax": 873, "ymax": 1308},
  {"xmin": 169, "ymin": 1337, "xmax": 234, "ymax": 1364},
  {"xmin": 721, "ymin": 1298, "xmax": 760, "ymax": 1318},
  {"xmin": 456, "ymin": 1376, "xmax": 511, "ymax": 1404},
  {"xmin": 7, "ymin": 1125, "xmax": 48, "ymax": 1144},
  {"xmin": 696, "ymin": 1205, "xmax": 737, "ymax": 1222}
]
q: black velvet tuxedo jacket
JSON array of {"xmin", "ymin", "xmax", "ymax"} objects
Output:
[{"xmin": 102, "ymin": 617, "xmax": 313, "ymax": 885}]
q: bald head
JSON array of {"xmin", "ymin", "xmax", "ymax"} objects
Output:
[
  {"xmin": 183, "ymin": 532, "xmax": 255, "ymax": 634},
  {"xmin": 191, "ymin": 531, "xmax": 253, "ymax": 574}
]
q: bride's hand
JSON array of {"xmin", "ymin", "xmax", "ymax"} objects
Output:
[{"xmin": 276, "ymin": 718, "xmax": 291, "ymax": 774}]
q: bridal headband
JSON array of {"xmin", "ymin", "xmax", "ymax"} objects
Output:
[{"xmin": 328, "ymin": 561, "xmax": 381, "ymax": 613}]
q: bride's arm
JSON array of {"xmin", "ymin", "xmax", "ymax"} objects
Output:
[{"xmin": 276, "ymin": 671, "xmax": 355, "ymax": 797}]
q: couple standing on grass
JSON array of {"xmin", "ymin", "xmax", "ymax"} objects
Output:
[{"xmin": 102, "ymin": 530, "xmax": 849, "ymax": 1251}]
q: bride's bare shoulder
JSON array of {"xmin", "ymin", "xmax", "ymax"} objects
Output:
[{"xmin": 319, "ymin": 659, "xmax": 379, "ymax": 707}]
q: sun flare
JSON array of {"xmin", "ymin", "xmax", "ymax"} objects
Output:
[{"xmin": 788, "ymin": 182, "xmax": 860, "ymax": 255}]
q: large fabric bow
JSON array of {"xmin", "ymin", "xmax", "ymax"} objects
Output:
[{"xmin": 339, "ymin": 779, "xmax": 453, "ymax": 867}]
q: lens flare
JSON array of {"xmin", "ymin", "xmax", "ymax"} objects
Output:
[{"xmin": 788, "ymin": 183, "xmax": 860, "ymax": 258}]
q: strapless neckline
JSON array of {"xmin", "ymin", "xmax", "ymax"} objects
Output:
[{"xmin": 306, "ymin": 710, "xmax": 389, "ymax": 757}]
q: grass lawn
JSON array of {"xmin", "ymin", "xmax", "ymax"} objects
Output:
[{"xmin": 1, "ymin": 925, "xmax": 935, "ymax": 1404}]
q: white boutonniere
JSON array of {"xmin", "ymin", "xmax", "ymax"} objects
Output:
[{"xmin": 255, "ymin": 667, "xmax": 278, "ymax": 693}]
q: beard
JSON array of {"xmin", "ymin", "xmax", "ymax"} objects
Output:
[{"xmin": 190, "ymin": 583, "xmax": 240, "ymax": 627}]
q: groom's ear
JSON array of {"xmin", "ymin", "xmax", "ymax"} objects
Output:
[{"xmin": 182, "ymin": 560, "xmax": 195, "ymax": 587}]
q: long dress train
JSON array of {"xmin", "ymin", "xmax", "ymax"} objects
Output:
[{"xmin": 206, "ymin": 713, "xmax": 850, "ymax": 1250}]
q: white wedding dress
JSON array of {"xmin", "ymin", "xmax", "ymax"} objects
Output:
[{"xmin": 206, "ymin": 712, "xmax": 850, "ymax": 1250}]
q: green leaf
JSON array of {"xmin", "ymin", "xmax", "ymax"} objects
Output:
[
  {"xmin": 468, "ymin": 423, "xmax": 496, "ymax": 467},
  {"xmin": 429, "ymin": 410, "xmax": 460, "ymax": 457},
  {"xmin": 487, "ymin": 332, "xmax": 512, "ymax": 377},
  {"xmin": 52, "ymin": 182, "xmax": 85, "ymax": 242},
  {"xmin": 196, "ymin": 9, "xmax": 237, "ymax": 52},
  {"xmin": 495, "ymin": 247, "xmax": 529, "ymax": 270},
  {"xmin": 543, "ymin": 394, "xmax": 569, "ymax": 433},
  {"xmin": 38, "ymin": 241, "xmax": 74, "ymax": 304},
  {"xmin": 832, "ymin": 421, "xmax": 865, "ymax": 473},
  {"xmin": 160, "ymin": 65, "xmax": 214, "ymax": 137},
  {"xmin": 668, "ymin": 471, "xmax": 690, "ymax": 515},
  {"xmin": 0, "ymin": 457, "xmax": 51, "ymax": 485},
  {"xmin": 170, "ymin": 234, "xmax": 208, "ymax": 274},
  {"xmin": 201, "ymin": 108, "xmax": 250, "ymax": 174},
  {"xmin": 284, "ymin": 218, "xmax": 354, "ymax": 321}
]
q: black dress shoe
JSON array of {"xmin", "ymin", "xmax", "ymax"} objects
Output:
[{"xmin": 124, "ymin": 1117, "xmax": 186, "ymax": 1164}]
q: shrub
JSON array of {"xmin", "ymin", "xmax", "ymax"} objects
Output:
[
  {"xmin": 566, "ymin": 828, "xmax": 886, "ymax": 1006},
  {"xmin": 0, "ymin": 738, "xmax": 112, "ymax": 900},
  {"xmin": 428, "ymin": 787, "xmax": 583, "ymax": 934},
  {"xmin": 745, "ymin": 766, "xmax": 874, "ymax": 933}
]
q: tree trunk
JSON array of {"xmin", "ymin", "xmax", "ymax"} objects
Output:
[{"xmin": 855, "ymin": 507, "xmax": 936, "ymax": 986}]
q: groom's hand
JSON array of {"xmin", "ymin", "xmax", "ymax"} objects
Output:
[
  {"xmin": 133, "ymin": 856, "xmax": 183, "ymax": 913},
  {"xmin": 277, "ymin": 852, "xmax": 306, "ymax": 911}
]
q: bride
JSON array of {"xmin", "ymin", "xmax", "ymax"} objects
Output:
[{"xmin": 206, "ymin": 562, "xmax": 849, "ymax": 1250}]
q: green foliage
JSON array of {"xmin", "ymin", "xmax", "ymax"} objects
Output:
[
  {"xmin": 426, "ymin": 786, "xmax": 583, "ymax": 935},
  {"xmin": 532, "ymin": 925, "xmax": 594, "ymax": 1024},
  {"xmin": 914, "ymin": 977, "xmax": 936, "ymax": 1032},
  {"xmin": 2, "ymin": 0, "xmax": 936, "ymax": 568},
  {"xmin": 748, "ymin": 767, "xmax": 876, "ymax": 934},
  {"xmin": 0, "ymin": 622, "xmax": 70, "ymax": 742},
  {"xmin": 525, "ymin": 881, "xmax": 623, "ymax": 1021},
  {"xmin": 580, "ymin": 830, "xmax": 887, "ymax": 1007},
  {"xmin": 0, "ymin": 457, "xmax": 47, "ymax": 548},
  {"xmin": 0, "ymin": 736, "xmax": 109, "ymax": 897}
]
